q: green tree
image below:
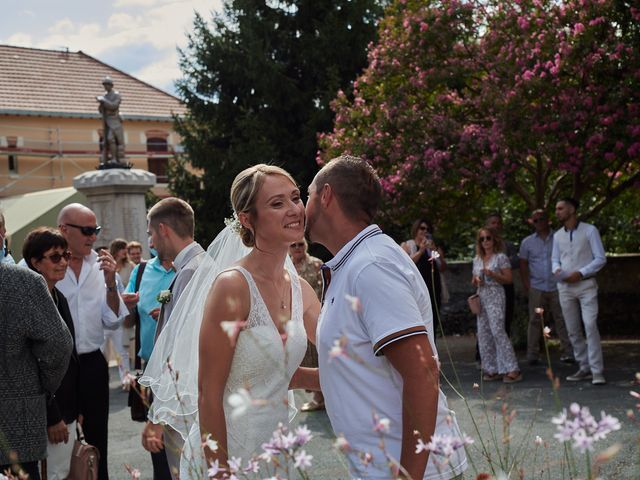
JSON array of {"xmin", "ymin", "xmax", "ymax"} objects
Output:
[{"xmin": 171, "ymin": 0, "xmax": 384, "ymax": 243}]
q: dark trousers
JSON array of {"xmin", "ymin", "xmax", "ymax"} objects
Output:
[
  {"xmin": 151, "ymin": 450, "xmax": 173, "ymax": 480},
  {"xmin": 78, "ymin": 350, "xmax": 110, "ymax": 480},
  {"xmin": 504, "ymin": 283, "xmax": 515, "ymax": 337},
  {"xmin": 0, "ymin": 461, "xmax": 40, "ymax": 480}
]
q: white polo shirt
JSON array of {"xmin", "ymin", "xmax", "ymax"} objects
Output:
[{"xmin": 317, "ymin": 225, "xmax": 467, "ymax": 479}]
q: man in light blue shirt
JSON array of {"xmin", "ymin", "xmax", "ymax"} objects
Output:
[
  {"xmin": 125, "ymin": 254, "xmax": 175, "ymax": 362},
  {"xmin": 519, "ymin": 209, "xmax": 572, "ymax": 365},
  {"xmin": 552, "ymin": 198, "xmax": 607, "ymax": 385}
]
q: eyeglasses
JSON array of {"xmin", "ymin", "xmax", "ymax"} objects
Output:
[
  {"xmin": 290, "ymin": 242, "xmax": 305, "ymax": 248},
  {"xmin": 65, "ymin": 223, "xmax": 101, "ymax": 236},
  {"xmin": 479, "ymin": 236, "xmax": 493, "ymax": 242},
  {"xmin": 42, "ymin": 251, "xmax": 72, "ymax": 264},
  {"xmin": 418, "ymin": 226, "xmax": 428, "ymax": 231}
]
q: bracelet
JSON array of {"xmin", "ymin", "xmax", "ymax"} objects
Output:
[{"xmin": 106, "ymin": 284, "xmax": 116, "ymax": 292}]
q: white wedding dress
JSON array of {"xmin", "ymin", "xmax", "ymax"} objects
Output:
[{"xmin": 180, "ymin": 264, "xmax": 307, "ymax": 478}]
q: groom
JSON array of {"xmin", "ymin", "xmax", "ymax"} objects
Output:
[{"xmin": 306, "ymin": 156, "xmax": 467, "ymax": 479}]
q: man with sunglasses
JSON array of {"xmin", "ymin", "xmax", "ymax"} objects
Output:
[
  {"xmin": 56, "ymin": 203, "xmax": 128, "ymax": 480},
  {"xmin": 519, "ymin": 209, "xmax": 573, "ymax": 366}
]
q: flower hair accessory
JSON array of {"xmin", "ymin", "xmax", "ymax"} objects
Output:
[{"xmin": 224, "ymin": 211, "xmax": 242, "ymax": 235}]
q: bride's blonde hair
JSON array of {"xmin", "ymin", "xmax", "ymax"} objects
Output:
[{"xmin": 231, "ymin": 164, "xmax": 297, "ymax": 247}]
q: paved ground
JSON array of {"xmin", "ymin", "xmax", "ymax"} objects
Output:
[{"xmin": 108, "ymin": 335, "xmax": 640, "ymax": 479}]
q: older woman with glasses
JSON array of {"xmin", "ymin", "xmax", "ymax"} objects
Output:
[
  {"xmin": 23, "ymin": 227, "xmax": 79, "ymax": 479},
  {"xmin": 288, "ymin": 238, "xmax": 325, "ymax": 412},
  {"xmin": 472, "ymin": 227, "xmax": 521, "ymax": 383}
]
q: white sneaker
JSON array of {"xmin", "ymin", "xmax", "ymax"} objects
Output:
[
  {"xmin": 592, "ymin": 373, "xmax": 606, "ymax": 385},
  {"xmin": 566, "ymin": 369, "xmax": 592, "ymax": 381}
]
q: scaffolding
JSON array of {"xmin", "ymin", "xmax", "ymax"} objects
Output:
[{"xmin": 0, "ymin": 123, "xmax": 179, "ymax": 195}]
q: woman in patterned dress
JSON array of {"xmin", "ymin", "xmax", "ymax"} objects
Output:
[{"xmin": 472, "ymin": 227, "xmax": 522, "ymax": 383}]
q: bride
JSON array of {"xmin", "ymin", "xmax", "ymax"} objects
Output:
[{"xmin": 141, "ymin": 165, "xmax": 321, "ymax": 478}]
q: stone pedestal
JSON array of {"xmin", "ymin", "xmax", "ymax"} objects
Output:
[{"xmin": 73, "ymin": 169, "xmax": 156, "ymax": 256}]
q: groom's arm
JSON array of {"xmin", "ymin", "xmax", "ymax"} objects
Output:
[{"xmin": 384, "ymin": 334, "xmax": 439, "ymax": 480}]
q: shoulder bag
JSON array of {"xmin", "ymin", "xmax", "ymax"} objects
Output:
[{"xmin": 67, "ymin": 423, "xmax": 99, "ymax": 480}]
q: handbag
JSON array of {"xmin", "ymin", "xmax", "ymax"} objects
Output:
[
  {"xmin": 67, "ymin": 423, "xmax": 99, "ymax": 480},
  {"xmin": 467, "ymin": 293, "xmax": 482, "ymax": 315}
]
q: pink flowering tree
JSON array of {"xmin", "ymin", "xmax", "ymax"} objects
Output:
[{"xmin": 319, "ymin": 0, "xmax": 640, "ymax": 236}]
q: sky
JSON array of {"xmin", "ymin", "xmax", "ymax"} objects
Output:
[{"xmin": 1, "ymin": 0, "xmax": 223, "ymax": 96}]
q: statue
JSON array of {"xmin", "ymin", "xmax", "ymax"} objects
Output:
[{"xmin": 96, "ymin": 76, "xmax": 127, "ymax": 167}]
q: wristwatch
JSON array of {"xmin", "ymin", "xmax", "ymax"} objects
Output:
[{"xmin": 106, "ymin": 283, "xmax": 117, "ymax": 292}]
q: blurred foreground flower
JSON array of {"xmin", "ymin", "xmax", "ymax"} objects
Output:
[
  {"xmin": 552, "ymin": 403, "xmax": 621, "ymax": 453},
  {"xmin": 416, "ymin": 433, "xmax": 474, "ymax": 457}
]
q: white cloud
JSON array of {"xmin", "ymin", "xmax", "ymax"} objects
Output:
[
  {"xmin": 6, "ymin": 33, "xmax": 33, "ymax": 47},
  {"xmin": 107, "ymin": 13, "xmax": 137, "ymax": 31}
]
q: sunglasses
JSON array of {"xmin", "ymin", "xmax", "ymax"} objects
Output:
[
  {"xmin": 290, "ymin": 242, "xmax": 305, "ymax": 248},
  {"xmin": 479, "ymin": 236, "xmax": 493, "ymax": 242},
  {"xmin": 65, "ymin": 223, "xmax": 101, "ymax": 236},
  {"xmin": 42, "ymin": 251, "xmax": 72, "ymax": 264},
  {"xmin": 532, "ymin": 218, "xmax": 547, "ymax": 224},
  {"xmin": 418, "ymin": 226, "xmax": 428, "ymax": 231}
]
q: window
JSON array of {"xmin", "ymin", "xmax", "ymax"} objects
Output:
[
  {"xmin": 8, "ymin": 154, "xmax": 18, "ymax": 174},
  {"xmin": 147, "ymin": 134, "xmax": 169, "ymax": 183},
  {"xmin": 6, "ymin": 136, "xmax": 17, "ymax": 174}
]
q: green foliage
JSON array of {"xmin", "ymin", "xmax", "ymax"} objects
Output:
[{"xmin": 171, "ymin": 0, "xmax": 384, "ymax": 241}]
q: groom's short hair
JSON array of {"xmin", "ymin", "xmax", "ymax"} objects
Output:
[
  {"xmin": 148, "ymin": 197, "xmax": 195, "ymax": 239},
  {"xmin": 314, "ymin": 155, "xmax": 382, "ymax": 223}
]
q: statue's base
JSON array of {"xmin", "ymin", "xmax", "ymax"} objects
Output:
[{"xmin": 97, "ymin": 161, "xmax": 132, "ymax": 170}]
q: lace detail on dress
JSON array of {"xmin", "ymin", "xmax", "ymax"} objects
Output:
[{"xmin": 230, "ymin": 265, "xmax": 302, "ymax": 331}]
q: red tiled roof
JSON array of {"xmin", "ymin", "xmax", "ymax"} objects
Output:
[{"xmin": 0, "ymin": 45, "xmax": 186, "ymax": 120}]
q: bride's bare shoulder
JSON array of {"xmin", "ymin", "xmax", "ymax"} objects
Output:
[{"xmin": 205, "ymin": 269, "xmax": 250, "ymax": 315}]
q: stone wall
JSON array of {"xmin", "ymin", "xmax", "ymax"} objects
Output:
[{"xmin": 438, "ymin": 254, "xmax": 640, "ymax": 338}]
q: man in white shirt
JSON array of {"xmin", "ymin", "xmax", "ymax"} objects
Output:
[
  {"xmin": 306, "ymin": 155, "xmax": 467, "ymax": 480},
  {"xmin": 56, "ymin": 203, "xmax": 127, "ymax": 480},
  {"xmin": 552, "ymin": 198, "xmax": 607, "ymax": 385}
]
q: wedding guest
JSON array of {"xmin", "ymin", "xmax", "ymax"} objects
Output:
[
  {"xmin": 289, "ymin": 237, "xmax": 325, "ymax": 412},
  {"xmin": 111, "ymin": 238, "xmax": 134, "ymax": 285},
  {"xmin": 306, "ymin": 155, "xmax": 467, "ymax": 479},
  {"xmin": 23, "ymin": 227, "xmax": 80, "ymax": 480},
  {"xmin": 552, "ymin": 198, "xmax": 607, "ymax": 385},
  {"xmin": 127, "ymin": 241, "xmax": 144, "ymax": 265},
  {"xmin": 472, "ymin": 227, "xmax": 521, "ymax": 383},
  {"xmin": 485, "ymin": 213, "xmax": 518, "ymax": 336},
  {"xmin": 0, "ymin": 211, "xmax": 15, "ymax": 264},
  {"xmin": 519, "ymin": 210, "xmax": 573, "ymax": 365},
  {"xmin": 56, "ymin": 203, "xmax": 128, "ymax": 480},
  {"xmin": 401, "ymin": 219, "xmax": 447, "ymax": 321},
  {"xmin": 0, "ymin": 263, "xmax": 72, "ymax": 480}
]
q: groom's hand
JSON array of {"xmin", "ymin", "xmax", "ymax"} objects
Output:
[{"xmin": 142, "ymin": 421, "xmax": 164, "ymax": 453}]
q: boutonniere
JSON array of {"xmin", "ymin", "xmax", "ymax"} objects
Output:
[{"xmin": 157, "ymin": 290, "xmax": 172, "ymax": 305}]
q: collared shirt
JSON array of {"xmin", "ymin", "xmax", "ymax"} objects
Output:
[
  {"xmin": 519, "ymin": 231, "xmax": 557, "ymax": 292},
  {"xmin": 126, "ymin": 256, "xmax": 175, "ymax": 361},
  {"xmin": 57, "ymin": 250, "xmax": 128, "ymax": 354},
  {"xmin": 317, "ymin": 225, "xmax": 467, "ymax": 480},
  {"xmin": 552, "ymin": 222, "xmax": 606, "ymax": 280}
]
